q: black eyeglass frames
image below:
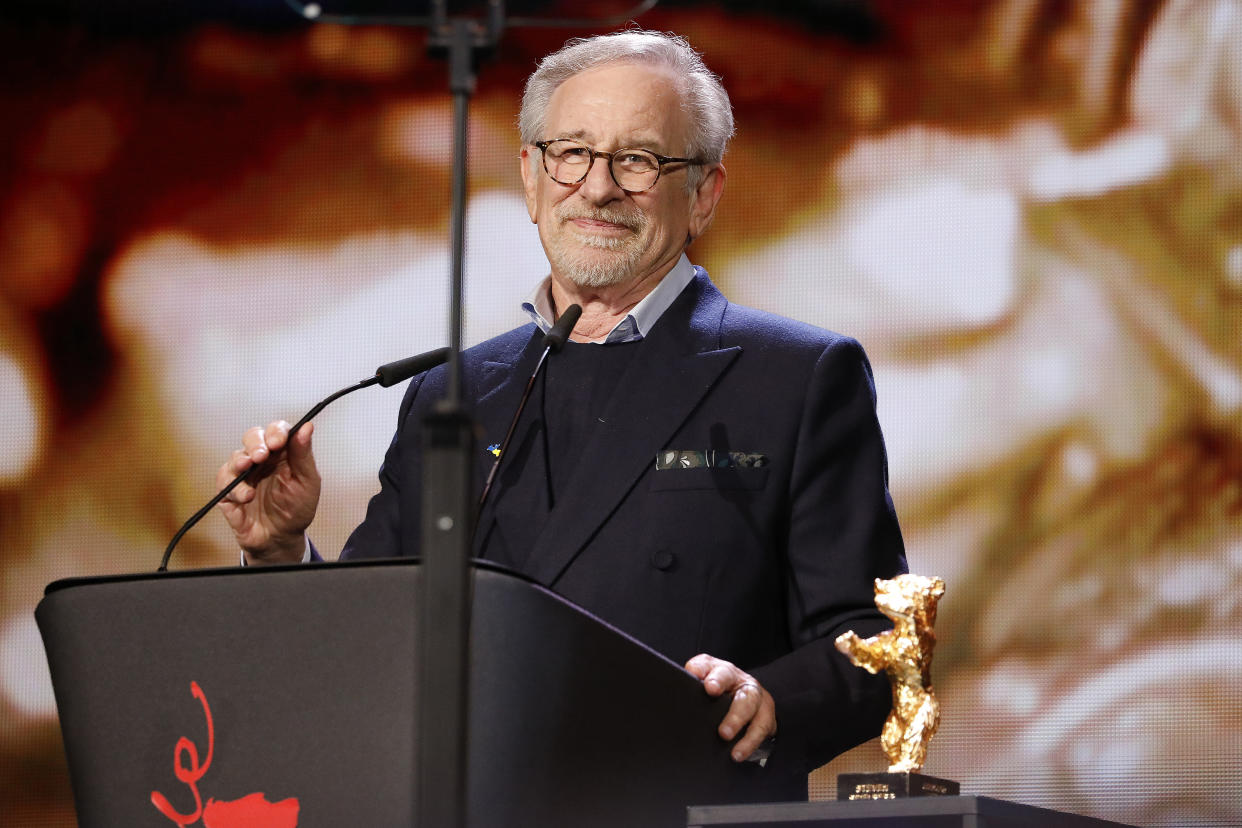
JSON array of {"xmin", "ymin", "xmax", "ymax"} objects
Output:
[{"xmin": 533, "ymin": 139, "xmax": 702, "ymax": 193}]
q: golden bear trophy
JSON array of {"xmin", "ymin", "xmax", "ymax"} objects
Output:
[{"xmin": 834, "ymin": 573, "xmax": 959, "ymax": 799}]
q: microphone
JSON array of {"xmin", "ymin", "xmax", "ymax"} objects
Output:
[
  {"xmin": 282, "ymin": 0, "xmax": 659, "ymax": 30},
  {"xmin": 375, "ymin": 348, "xmax": 452, "ymax": 387},
  {"xmin": 158, "ymin": 346, "xmax": 450, "ymax": 571},
  {"xmin": 543, "ymin": 305, "xmax": 580, "ymax": 352},
  {"xmin": 475, "ymin": 305, "xmax": 581, "ymax": 515}
]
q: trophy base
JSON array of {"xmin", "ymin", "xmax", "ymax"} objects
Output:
[{"xmin": 837, "ymin": 771, "xmax": 960, "ymax": 800}]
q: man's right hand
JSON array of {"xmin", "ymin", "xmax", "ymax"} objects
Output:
[{"xmin": 216, "ymin": 420, "xmax": 321, "ymax": 565}]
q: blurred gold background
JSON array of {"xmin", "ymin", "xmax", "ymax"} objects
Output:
[{"xmin": 2, "ymin": 1, "xmax": 1240, "ymax": 825}]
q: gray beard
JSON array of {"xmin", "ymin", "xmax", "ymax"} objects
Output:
[
  {"xmin": 549, "ymin": 235, "xmax": 645, "ymax": 288},
  {"xmin": 549, "ymin": 206, "xmax": 648, "ymax": 288}
]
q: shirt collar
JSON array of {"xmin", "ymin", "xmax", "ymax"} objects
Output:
[{"xmin": 521, "ymin": 254, "xmax": 696, "ymax": 344}]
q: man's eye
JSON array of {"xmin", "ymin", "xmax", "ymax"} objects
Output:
[
  {"xmin": 618, "ymin": 152, "xmax": 656, "ymax": 167},
  {"xmin": 559, "ymin": 147, "xmax": 590, "ymax": 159}
]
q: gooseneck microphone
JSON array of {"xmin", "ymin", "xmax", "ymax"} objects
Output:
[
  {"xmin": 542, "ymin": 303, "xmax": 582, "ymax": 351},
  {"xmin": 476, "ymin": 305, "xmax": 582, "ymax": 515},
  {"xmin": 158, "ymin": 347, "xmax": 450, "ymax": 572}
]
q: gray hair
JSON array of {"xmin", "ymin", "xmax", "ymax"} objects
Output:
[{"xmin": 519, "ymin": 30, "xmax": 734, "ymax": 191}]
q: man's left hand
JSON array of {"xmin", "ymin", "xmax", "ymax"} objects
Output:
[{"xmin": 684, "ymin": 653, "xmax": 777, "ymax": 762}]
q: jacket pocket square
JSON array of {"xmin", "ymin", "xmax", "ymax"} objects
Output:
[{"xmin": 655, "ymin": 450, "xmax": 769, "ymax": 470}]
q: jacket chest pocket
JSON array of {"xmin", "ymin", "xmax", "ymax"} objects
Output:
[{"xmin": 649, "ymin": 466, "xmax": 769, "ymax": 491}]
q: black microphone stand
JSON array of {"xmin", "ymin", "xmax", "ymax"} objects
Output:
[
  {"xmin": 279, "ymin": 3, "xmax": 657, "ymax": 825},
  {"xmin": 416, "ymin": 12, "xmax": 496, "ymax": 828}
]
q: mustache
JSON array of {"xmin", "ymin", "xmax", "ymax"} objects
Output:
[{"xmin": 555, "ymin": 205, "xmax": 645, "ymax": 231}]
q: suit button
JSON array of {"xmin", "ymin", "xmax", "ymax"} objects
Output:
[{"xmin": 650, "ymin": 549, "xmax": 677, "ymax": 571}]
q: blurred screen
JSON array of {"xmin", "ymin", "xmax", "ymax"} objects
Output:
[{"xmin": 2, "ymin": 1, "xmax": 1240, "ymax": 825}]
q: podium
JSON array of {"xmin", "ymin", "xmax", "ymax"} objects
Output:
[
  {"xmin": 37, "ymin": 559, "xmax": 797, "ymax": 827},
  {"xmin": 686, "ymin": 795, "xmax": 1138, "ymax": 827}
]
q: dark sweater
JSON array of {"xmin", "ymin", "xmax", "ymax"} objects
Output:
[{"xmin": 478, "ymin": 339, "xmax": 641, "ymax": 571}]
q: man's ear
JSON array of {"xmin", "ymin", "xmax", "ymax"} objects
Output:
[
  {"xmin": 687, "ymin": 163, "xmax": 726, "ymax": 242},
  {"xmin": 519, "ymin": 146, "xmax": 539, "ymax": 223}
]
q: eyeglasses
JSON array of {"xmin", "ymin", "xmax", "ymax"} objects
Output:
[{"xmin": 533, "ymin": 139, "xmax": 701, "ymax": 193}]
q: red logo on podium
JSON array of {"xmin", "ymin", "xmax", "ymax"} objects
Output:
[{"xmin": 151, "ymin": 681, "xmax": 300, "ymax": 828}]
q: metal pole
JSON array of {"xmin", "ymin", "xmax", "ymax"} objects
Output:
[{"xmin": 418, "ymin": 15, "xmax": 491, "ymax": 828}]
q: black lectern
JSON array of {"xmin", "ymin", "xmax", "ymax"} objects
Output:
[
  {"xmin": 686, "ymin": 796, "xmax": 1139, "ymax": 827},
  {"xmin": 37, "ymin": 559, "xmax": 793, "ymax": 827}
]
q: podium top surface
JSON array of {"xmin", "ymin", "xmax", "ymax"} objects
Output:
[
  {"xmin": 42, "ymin": 554, "xmax": 443, "ymax": 596},
  {"xmin": 686, "ymin": 795, "xmax": 1137, "ymax": 828}
]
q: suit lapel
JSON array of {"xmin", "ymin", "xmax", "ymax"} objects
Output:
[
  {"xmin": 470, "ymin": 326, "xmax": 545, "ymax": 455},
  {"xmin": 526, "ymin": 274, "xmax": 741, "ymax": 586},
  {"xmin": 474, "ymin": 327, "xmax": 544, "ymax": 411},
  {"xmin": 470, "ymin": 327, "xmax": 546, "ymax": 542}
]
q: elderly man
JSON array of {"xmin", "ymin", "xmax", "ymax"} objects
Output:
[{"xmin": 218, "ymin": 29, "xmax": 906, "ymax": 792}]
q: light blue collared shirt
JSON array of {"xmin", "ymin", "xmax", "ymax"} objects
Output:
[{"xmin": 521, "ymin": 254, "xmax": 697, "ymax": 343}]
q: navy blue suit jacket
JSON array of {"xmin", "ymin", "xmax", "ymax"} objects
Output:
[{"xmin": 340, "ymin": 271, "xmax": 907, "ymax": 776}]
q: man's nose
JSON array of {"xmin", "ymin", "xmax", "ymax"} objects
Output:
[{"xmin": 576, "ymin": 154, "xmax": 627, "ymax": 205}]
